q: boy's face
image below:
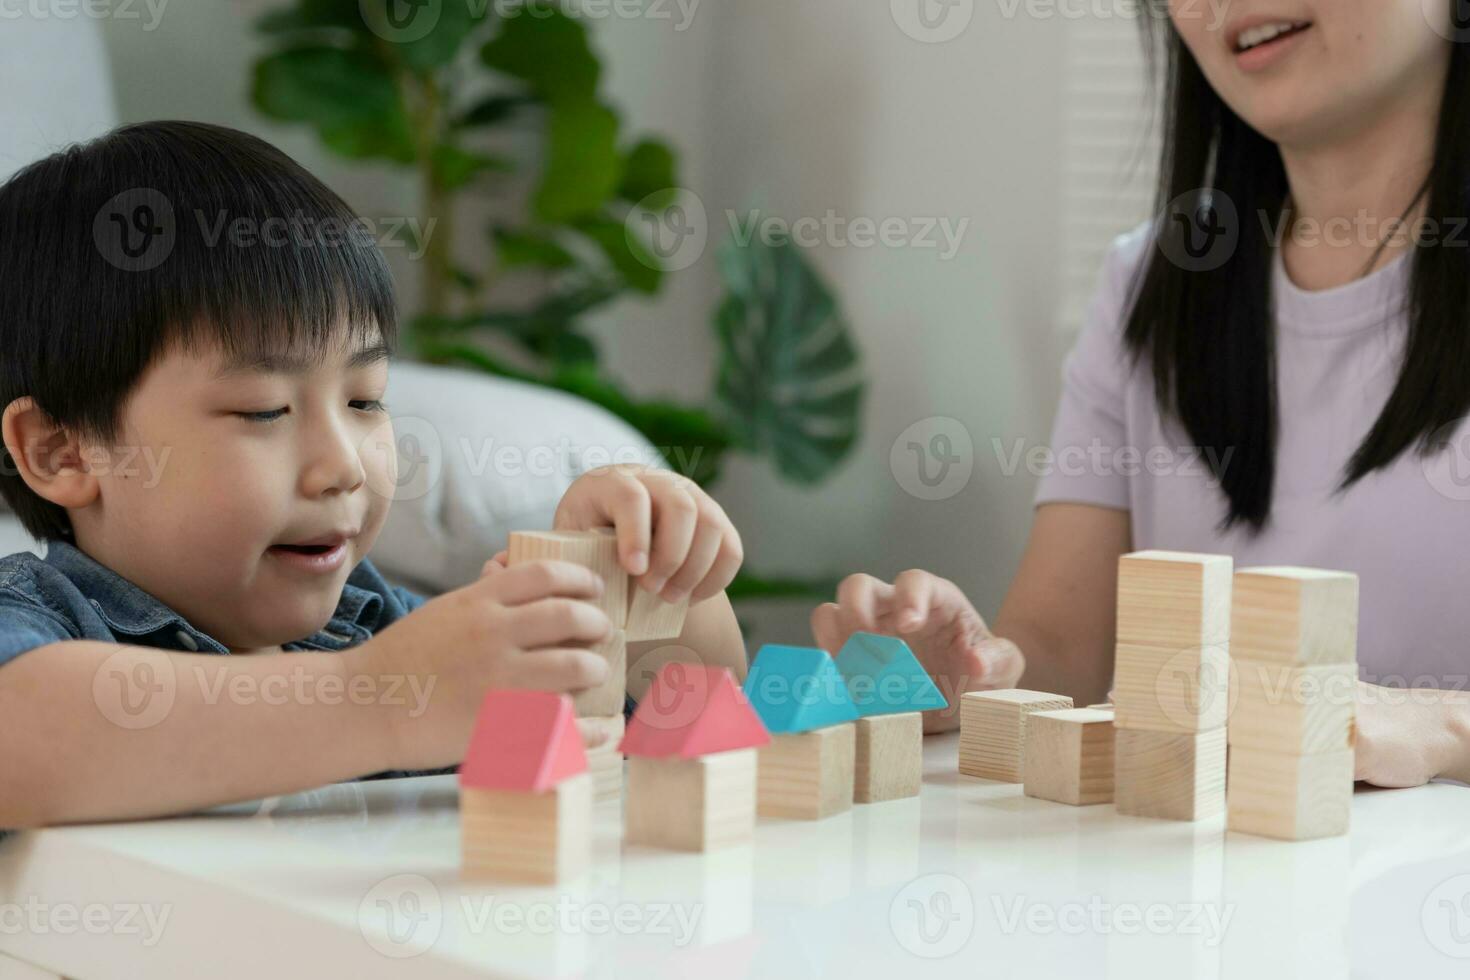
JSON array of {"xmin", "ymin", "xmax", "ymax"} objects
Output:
[{"xmin": 74, "ymin": 325, "xmax": 398, "ymax": 651}]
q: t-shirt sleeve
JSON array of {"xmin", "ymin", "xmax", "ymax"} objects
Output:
[
  {"xmin": 1033, "ymin": 225, "xmax": 1151, "ymax": 512},
  {"xmin": 0, "ymin": 588, "xmax": 76, "ymax": 670}
]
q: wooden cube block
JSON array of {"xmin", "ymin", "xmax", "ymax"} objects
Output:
[
  {"xmin": 1023, "ymin": 707, "xmax": 1116, "ymax": 806},
  {"xmin": 1231, "ymin": 567, "xmax": 1358, "ymax": 666},
  {"xmin": 853, "ymin": 712, "xmax": 923, "ymax": 803},
  {"xmin": 625, "ymin": 748, "xmax": 757, "ymax": 850},
  {"xmin": 1111, "ymin": 642, "xmax": 1231, "ymax": 732},
  {"xmin": 1116, "ymin": 551, "xmax": 1233, "ymax": 651},
  {"xmin": 1227, "ymin": 746, "xmax": 1353, "ymax": 840},
  {"xmin": 958, "ymin": 689, "xmax": 1074, "ymax": 782},
  {"xmin": 757, "ymin": 723, "xmax": 855, "ymax": 819},
  {"xmin": 585, "ymin": 740, "xmax": 624, "ymax": 803},
  {"xmin": 1114, "ymin": 726, "xmax": 1225, "ymax": 821},
  {"xmin": 573, "ymin": 629, "xmax": 627, "ymax": 717},
  {"xmin": 460, "ymin": 772, "xmax": 592, "ymax": 883},
  {"xmin": 509, "ymin": 529, "xmax": 628, "ymax": 629},
  {"xmin": 1228, "ymin": 660, "xmax": 1356, "ymax": 754},
  {"xmin": 626, "ymin": 586, "xmax": 689, "ymax": 641}
]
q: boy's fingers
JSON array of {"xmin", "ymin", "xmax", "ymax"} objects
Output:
[
  {"xmin": 836, "ymin": 573, "xmax": 889, "ymax": 636},
  {"xmin": 600, "ymin": 473, "xmax": 653, "ymax": 578},
  {"xmin": 511, "ymin": 598, "xmax": 612, "ymax": 649},
  {"xmin": 481, "ymin": 552, "xmax": 508, "ymax": 578},
  {"xmin": 508, "ymin": 647, "xmax": 609, "ymax": 693},
  {"xmin": 811, "ymin": 602, "xmax": 847, "ymax": 654},
  {"xmin": 662, "ymin": 522, "xmax": 723, "ymax": 601},
  {"xmin": 487, "ymin": 560, "xmax": 603, "ymax": 605},
  {"xmin": 642, "ymin": 483, "xmax": 697, "ymax": 595},
  {"xmin": 692, "ymin": 530, "xmax": 744, "ymax": 600},
  {"xmin": 892, "ymin": 570, "xmax": 935, "ymax": 631}
]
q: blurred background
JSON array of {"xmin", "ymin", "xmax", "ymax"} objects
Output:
[{"xmin": 0, "ymin": 0, "xmax": 1162, "ymax": 639}]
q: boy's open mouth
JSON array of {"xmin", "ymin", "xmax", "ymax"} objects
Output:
[{"xmin": 265, "ymin": 528, "xmax": 358, "ymax": 572}]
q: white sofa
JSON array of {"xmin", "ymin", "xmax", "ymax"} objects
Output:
[{"xmin": 0, "ymin": 19, "xmax": 659, "ymax": 596}]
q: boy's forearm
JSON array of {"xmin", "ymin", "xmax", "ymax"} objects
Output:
[
  {"xmin": 626, "ymin": 591, "xmax": 746, "ymax": 702},
  {"xmin": 0, "ymin": 641, "xmax": 394, "ymax": 827}
]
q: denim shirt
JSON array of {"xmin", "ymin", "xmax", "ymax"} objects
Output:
[{"xmin": 0, "ymin": 538, "xmax": 454, "ymax": 787}]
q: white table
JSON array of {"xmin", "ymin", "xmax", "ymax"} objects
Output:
[{"xmin": 3, "ymin": 732, "xmax": 1470, "ymax": 979}]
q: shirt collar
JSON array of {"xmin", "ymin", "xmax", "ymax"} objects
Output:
[{"xmin": 43, "ymin": 539, "xmax": 382, "ymax": 649}]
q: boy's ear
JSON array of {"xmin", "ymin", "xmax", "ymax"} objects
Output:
[{"xmin": 1, "ymin": 397, "xmax": 99, "ymax": 509}]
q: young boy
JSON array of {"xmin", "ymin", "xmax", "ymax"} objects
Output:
[{"xmin": 0, "ymin": 121, "xmax": 746, "ymax": 828}]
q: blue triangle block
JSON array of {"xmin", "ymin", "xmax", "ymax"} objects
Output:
[
  {"xmin": 743, "ymin": 644, "xmax": 859, "ymax": 734},
  {"xmin": 834, "ymin": 633, "xmax": 948, "ymax": 716}
]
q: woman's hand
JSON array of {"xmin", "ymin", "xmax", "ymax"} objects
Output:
[
  {"xmin": 810, "ymin": 570, "xmax": 1024, "ymax": 732},
  {"xmin": 1355, "ymin": 681, "xmax": 1470, "ymax": 787},
  {"xmin": 553, "ymin": 465, "xmax": 743, "ymax": 603}
]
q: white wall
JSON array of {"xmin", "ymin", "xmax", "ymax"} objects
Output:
[{"xmin": 90, "ymin": 0, "xmax": 1083, "ymax": 627}]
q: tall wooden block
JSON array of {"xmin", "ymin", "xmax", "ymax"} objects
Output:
[
  {"xmin": 573, "ymin": 629, "xmax": 627, "ymax": 717},
  {"xmin": 625, "ymin": 749, "xmax": 758, "ymax": 851},
  {"xmin": 1229, "ymin": 660, "xmax": 1357, "ymax": 754},
  {"xmin": 757, "ymin": 723, "xmax": 856, "ymax": 819},
  {"xmin": 1227, "ymin": 747, "xmax": 1353, "ymax": 840},
  {"xmin": 1112, "ymin": 642, "xmax": 1231, "ymax": 732},
  {"xmin": 1114, "ymin": 727, "xmax": 1225, "ymax": 821},
  {"xmin": 460, "ymin": 773, "xmax": 592, "ymax": 883},
  {"xmin": 853, "ymin": 712, "xmax": 923, "ymax": 803},
  {"xmin": 509, "ymin": 529, "xmax": 628, "ymax": 629},
  {"xmin": 625, "ymin": 587, "xmax": 689, "ymax": 641},
  {"xmin": 1116, "ymin": 551, "xmax": 1233, "ymax": 651},
  {"xmin": 1023, "ymin": 707, "xmax": 1116, "ymax": 806},
  {"xmin": 958, "ymin": 689, "xmax": 1074, "ymax": 782},
  {"xmin": 1231, "ymin": 568, "xmax": 1358, "ymax": 665}
]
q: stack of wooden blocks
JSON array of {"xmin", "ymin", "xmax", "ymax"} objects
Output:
[
  {"xmin": 1226, "ymin": 567, "xmax": 1359, "ymax": 840},
  {"xmin": 1112, "ymin": 550, "xmax": 1233, "ymax": 821},
  {"xmin": 507, "ymin": 529, "xmax": 689, "ymax": 803},
  {"xmin": 958, "ymin": 689, "xmax": 1073, "ymax": 782}
]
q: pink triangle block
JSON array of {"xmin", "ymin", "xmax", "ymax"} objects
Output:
[
  {"xmin": 459, "ymin": 689, "xmax": 587, "ymax": 792},
  {"xmin": 620, "ymin": 663, "xmax": 771, "ymax": 759}
]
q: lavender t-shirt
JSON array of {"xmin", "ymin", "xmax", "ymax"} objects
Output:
[{"xmin": 1036, "ymin": 222, "xmax": 1469, "ymax": 689}]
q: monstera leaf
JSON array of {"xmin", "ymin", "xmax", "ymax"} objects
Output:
[{"xmin": 713, "ymin": 235, "xmax": 864, "ymax": 483}]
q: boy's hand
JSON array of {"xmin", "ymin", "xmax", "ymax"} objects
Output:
[
  {"xmin": 351, "ymin": 559, "xmax": 612, "ymax": 770},
  {"xmin": 811, "ymin": 569, "xmax": 1024, "ymax": 732},
  {"xmin": 553, "ymin": 465, "xmax": 744, "ymax": 604}
]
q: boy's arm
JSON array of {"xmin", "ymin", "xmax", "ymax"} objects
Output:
[
  {"xmin": 626, "ymin": 591, "xmax": 746, "ymax": 703},
  {"xmin": 0, "ymin": 641, "xmax": 391, "ymax": 827}
]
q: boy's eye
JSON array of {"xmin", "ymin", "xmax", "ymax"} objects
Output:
[
  {"xmin": 351, "ymin": 399, "xmax": 387, "ymax": 413},
  {"xmin": 238, "ymin": 408, "xmax": 287, "ymax": 423}
]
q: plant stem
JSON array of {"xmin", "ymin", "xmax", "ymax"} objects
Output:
[{"xmin": 413, "ymin": 72, "xmax": 453, "ymax": 319}]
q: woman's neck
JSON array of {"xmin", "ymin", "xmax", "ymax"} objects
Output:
[{"xmin": 1276, "ymin": 73, "xmax": 1445, "ymax": 291}]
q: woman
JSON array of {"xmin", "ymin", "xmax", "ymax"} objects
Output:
[{"xmin": 814, "ymin": 0, "xmax": 1470, "ymax": 788}]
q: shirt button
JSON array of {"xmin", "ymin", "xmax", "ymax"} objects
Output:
[{"xmin": 175, "ymin": 630, "xmax": 199, "ymax": 651}]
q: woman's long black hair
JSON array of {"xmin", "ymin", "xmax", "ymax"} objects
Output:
[{"xmin": 1125, "ymin": 6, "xmax": 1470, "ymax": 532}]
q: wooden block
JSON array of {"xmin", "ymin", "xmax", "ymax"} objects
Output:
[
  {"xmin": 1111, "ymin": 642, "xmax": 1231, "ymax": 732},
  {"xmin": 1023, "ymin": 707, "xmax": 1116, "ymax": 806},
  {"xmin": 1227, "ymin": 746, "xmax": 1352, "ymax": 840},
  {"xmin": 757, "ymin": 723, "xmax": 855, "ymax": 819},
  {"xmin": 958, "ymin": 689, "xmax": 1074, "ymax": 782},
  {"xmin": 853, "ymin": 711, "xmax": 923, "ymax": 803},
  {"xmin": 573, "ymin": 629, "xmax": 627, "ymax": 717},
  {"xmin": 1229, "ymin": 660, "xmax": 1356, "ymax": 754},
  {"xmin": 1114, "ymin": 726, "xmax": 1225, "ymax": 821},
  {"xmin": 508, "ymin": 529, "xmax": 628, "ymax": 629},
  {"xmin": 625, "ymin": 748, "xmax": 758, "ymax": 850},
  {"xmin": 626, "ymin": 586, "xmax": 689, "ymax": 641},
  {"xmin": 1116, "ymin": 551, "xmax": 1233, "ymax": 651},
  {"xmin": 460, "ymin": 772, "xmax": 592, "ymax": 883},
  {"xmin": 585, "ymin": 739, "xmax": 624, "ymax": 803},
  {"xmin": 1231, "ymin": 567, "xmax": 1358, "ymax": 666}
]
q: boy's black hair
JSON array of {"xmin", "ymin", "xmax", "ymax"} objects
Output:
[{"xmin": 0, "ymin": 120, "xmax": 399, "ymax": 542}]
